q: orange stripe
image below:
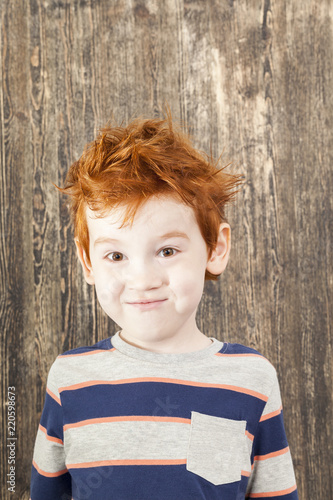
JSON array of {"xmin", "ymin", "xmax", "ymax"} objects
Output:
[
  {"xmin": 241, "ymin": 469, "xmax": 251, "ymax": 477},
  {"xmin": 254, "ymin": 446, "xmax": 289, "ymax": 462},
  {"xmin": 39, "ymin": 424, "xmax": 63, "ymax": 445},
  {"xmin": 248, "ymin": 484, "xmax": 297, "ymax": 497},
  {"xmin": 58, "ymin": 348, "xmax": 115, "ymax": 359},
  {"xmin": 46, "ymin": 387, "xmax": 61, "ymax": 406},
  {"xmin": 260, "ymin": 406, "xmax": 282, "ymax": 422},
  {"xmin": 68, "ymin": 458, "xmax": 187, "ymax": 469},
  {"xmin": 215, "ymin": 353, "xmax": 264, "ymax": 359},
  {"xmin": 59, "ymin": 377, "xmax": 268, "ymax": 402},
  {"xmin": 246, "ymin": 430, "xmax": 254, "ymax": 441},
  {"xmin": 64, "ymin": 415, "xmax": 191, "ymax": 431},
  {"xmin": 33, "ymin": 460, "xmax": 68, "ymax": 478}
]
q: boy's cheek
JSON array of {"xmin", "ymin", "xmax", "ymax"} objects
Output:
[
  {"xmin": 95, "ymin": 279, "xmax": 124, "ymax": 304},
  {"xmin": 172, "ymin": 264, "xmax": 205, "ymax": 292},
  {"xmin": 172, "ymin": 271, "xmax": 205, "ymax": 308}
]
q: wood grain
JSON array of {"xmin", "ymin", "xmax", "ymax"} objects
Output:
[{"xmin": 0, "ymin": 0, "xmax": 332, "ymax": 498}]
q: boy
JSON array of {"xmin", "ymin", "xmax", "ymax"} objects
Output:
[{"xmin": 31, "ymin": 114, "xmax": 298, "ymax": 499}]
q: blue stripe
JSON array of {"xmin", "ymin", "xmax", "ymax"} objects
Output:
[
  {"xmin": 60, "ymin": 382, "xmax": 265, "ymax": 434},
  {"xmin": 59, "ymin": 337, "xmax": 113, "ymax": 356},
  {"xmin": 252, "ymin": 411, "xmax": 289, "ymax": 457},
  {"xmin": 40, "ymin": 392, "xmax": 64, "ymax": 441},
  {"xmin": 69, "ymin": 464, "xmax": 250, "ymax": 500},
  {"xmin": 30, "ymin": 465, "xmax": 71, "ymax": 500},
  {"xmin": 223, "ymin": 343, "xmax": 265, "ymax": 357}
]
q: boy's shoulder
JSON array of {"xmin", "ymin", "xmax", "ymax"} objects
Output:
[
  {"xmin": 57, "ymin": 336, "xmax": 113, "ymax": 358},
  {"xmin": 221, "ymin": 341, "xmax": 275, "ymax": 364},
  {"xmin": 219, "ymin": 341, "xmax": 278, "ymax": 379},
  {"xmin": 221, "ymin": 341, "xmax": 267, "ymax": 356},
  {"xmin": 46, "ymin": 337, "xmax": 115, "ymax": 395}
]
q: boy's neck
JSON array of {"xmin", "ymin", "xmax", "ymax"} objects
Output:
[{"xmin": 118, "ymin": 328, "xmax": 213, "ymax": 354}]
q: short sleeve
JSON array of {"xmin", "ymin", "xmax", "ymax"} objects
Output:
[
  {"xmin": 30, "ymin": 359, "xmax": 72, "ymax": 499},
  {"xmin": 246, "ymin": 373, "xmax": 298, "ymax": 499}
]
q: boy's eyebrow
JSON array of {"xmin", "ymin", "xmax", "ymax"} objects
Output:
[
  {"xmin": 157, "ymin": 231, "xmax": 190, "ymax": 240},
  {"xmin": 94, "ymin": 232, "xmax": 189, "ymax": 247},
  {"xmin": 94, "ymin": 237, "xmax": 121, "ymax": 246}
]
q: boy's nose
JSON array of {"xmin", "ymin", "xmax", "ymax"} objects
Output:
[{"xmin": 126, "ymin": 262, "xmax": 164, "ymax": 291}]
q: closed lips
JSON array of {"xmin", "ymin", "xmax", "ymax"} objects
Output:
[{"xmin": 128, "ymin": 299, "xmax": 166, "ymax": 304}]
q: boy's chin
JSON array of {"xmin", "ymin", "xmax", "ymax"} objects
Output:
[{"xmin": 119, "ymin": 325, "xmax": 177, "ymax": 344}]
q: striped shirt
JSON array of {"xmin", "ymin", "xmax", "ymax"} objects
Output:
[{"xmin": 30, "ymin": 332, "xmax": 298, "ymax": 499}]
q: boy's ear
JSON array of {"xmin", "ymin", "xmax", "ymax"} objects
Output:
[
  {"xmin": 75, "ymin": 239, "xmax": 95, "ymax": 285},
  {"xmin": 206, "ymin": 223, "xmax": 231, "ymax": 276}
]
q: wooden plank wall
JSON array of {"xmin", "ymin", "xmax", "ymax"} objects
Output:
[{"xmin": 0, "ymin": 0, "xmax": 332, "ymax": 498}]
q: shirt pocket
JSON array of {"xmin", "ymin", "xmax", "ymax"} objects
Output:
[{"xmin": 186, "ymin": 411, "xmax": 251, "ymax": 486}]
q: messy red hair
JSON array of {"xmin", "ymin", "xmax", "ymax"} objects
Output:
[{"xmin": 58, "ymin": 113, "xmax": 243, "ymax": 280}]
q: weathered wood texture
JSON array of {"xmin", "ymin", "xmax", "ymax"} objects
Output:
[{"xmin": 0, "ymin": 0, "xmax": 332, "ymax": 498}]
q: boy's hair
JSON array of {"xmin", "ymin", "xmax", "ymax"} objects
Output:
[{"xmin": 59, "ymin": 113, "xmax": 243, "ymax": 281}]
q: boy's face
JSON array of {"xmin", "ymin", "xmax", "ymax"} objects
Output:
[{"xmin": 76, "ymin": 195, "xmax": 230, "ymax": 351}]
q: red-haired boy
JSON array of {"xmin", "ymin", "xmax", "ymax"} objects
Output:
[{"xmin": 31, "ymin": 115, "xmax": 298, "ymax": 499}]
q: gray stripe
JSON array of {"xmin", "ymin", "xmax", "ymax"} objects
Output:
[
  {"xmin": 63, "ymin": 415, "xmax": 253, "ymax": 484},
  {"xmin": 49, "ymin": 349, "xmax": 276, "ymax": 403},
  {"xmin": 33, "ymin": 429, "xmax": 66, "ymax": 473},
  {"xmin": 246, "ymin": 450, "xmax": 297, "ymax": 493},
  {"xmin": 260, "ymin": 377, "xmax": 282, "ymax": 417},
  {"xmin": 64, "ymin": 420, "xmax": 190, "ymax": 464}
]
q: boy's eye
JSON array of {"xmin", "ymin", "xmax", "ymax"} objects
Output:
[
  {"xmin": 160, "ymin": 247, "xmax": 176, "ymax": 258},
  {"xmin": 107, "ymin": 252, "xmax": 124, "ymax": 262}
]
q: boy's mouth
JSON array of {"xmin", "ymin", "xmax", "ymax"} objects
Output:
[
  {"xmin": 128, "ymin": 299, "xmax": 166, "ymax": 304},
  {"xmin": 126, "ymin": 299, "xmax": 168, "ymax": 309}
]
